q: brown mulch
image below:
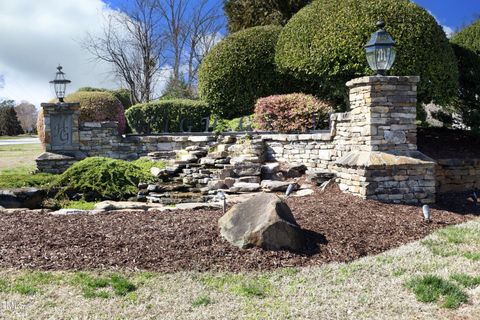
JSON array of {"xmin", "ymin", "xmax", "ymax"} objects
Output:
[
  {"xmin": 0, "ymin": 187, "xmax": 477, "ymax": 273},
  {"xmin": 418, "ymin": 127, "xmax": 480, "ymax": 159}
]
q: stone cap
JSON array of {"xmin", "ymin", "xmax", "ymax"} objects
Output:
[
  {"xmin": 335, "ymin": 150, "xmax": 435, "ymax": 168},
  {"xmin": 36, "ymin": 151, "xmax": 86, "ymax": 161},
  {"xmin": 41, "ymin": 102, "xmax": 81, "ymax": 110},
  {"xmin": 346, "ymin": 76, "xmax": 420, "ymax": 88}
]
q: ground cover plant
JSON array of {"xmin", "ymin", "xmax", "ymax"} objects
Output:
[{"xmin": 53, "ymin": 157, "xmax": 165, "ymax": 201}]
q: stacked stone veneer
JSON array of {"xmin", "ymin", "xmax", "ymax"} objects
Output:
[
  {"xmin": 436, "ymin": 159, "xmax": 480, "ymax": 194},
  {"xmin": 38, "ymin": 76, "xmax": 475, "ymax": 204}
]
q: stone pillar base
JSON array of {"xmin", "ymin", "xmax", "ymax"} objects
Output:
[
  {"xmin": 334, "ymin": 151, "xmax": 436, "ymax": 204},
  {"xmin": 36, "ymin": 152, "xmax": 86, "ymax": 174}
]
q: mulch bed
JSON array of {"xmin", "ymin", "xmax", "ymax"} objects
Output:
[
  {"xmin": 0, "ymin": 187, "xmax": 477, "ymax": 272},
  {"xmin": 418, "ymin": 127, "xmax": 480, "ymax": 159}
]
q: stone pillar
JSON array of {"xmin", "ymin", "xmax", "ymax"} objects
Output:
[
  {"xmin": 36, "ymin": 102, "xmax": 86, "ymax": 173},
  {"xmin": 334, "ymin": 76, "xmax": 436, "ymax": 204},
  {"xmin": 346, "ymin": 76, "xmax": 418, "ymax": 152}
]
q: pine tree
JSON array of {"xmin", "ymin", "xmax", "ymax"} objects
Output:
[
  {"xmin": 0, "ymin": 100, "xmax": 24, "ymax": 136},
  {"xmin": 224, "ymin": 0, "xmax": 310, "ymax": 33}
]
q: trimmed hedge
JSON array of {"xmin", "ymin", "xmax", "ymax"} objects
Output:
[
  {"xmin": 65, "ymin": 91, "xmax": 126, "ymax": 134},
  {"xmin": 198, "ymin": 25, "xmax": 286, "ymax": 119},
  {"xmin": 451, "ymin": 20, "xmax": 480, "ymax": 130},
  {"xmin": 125, "ymin": 99, "xmax": 212, "ymax": 134},
  {"xmin": 275, "ymin": 0, "xmax": 459, "ymax": 108},
  {"xmin": 451, "ymin": 43, "xmax": 480, "ymax": 130},
  {"xmin": 451, "ymin": 19, "xmax": 480, "ymax": 53},
  {"xmin": 254, "ymin": 93, "xmax": 333, "ymax": 133},
  {"xmin": 224, "ymin": 0, "xmax": 310, "ymax": 32},
  {"xmin": 54, "ymin": 157, "xmax": 163, "ymax": 201}
]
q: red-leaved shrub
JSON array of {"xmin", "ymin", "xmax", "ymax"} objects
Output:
[{"xmin": 254, "ymin": 93, "xmax": 333, "ymax": 133}]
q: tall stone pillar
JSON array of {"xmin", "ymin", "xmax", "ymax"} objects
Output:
[
  {"xmin": 36, "ymin": 102, "xmax": 86, "ymax": 174},
  {"xmin": 334, "ymin": 76, "xmax": 436, "ymax": 204}
]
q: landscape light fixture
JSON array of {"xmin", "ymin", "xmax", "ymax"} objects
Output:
[
  {"xmin": 217, "ymin": 190, "xmax": 227, "ymax": 214},
  {"xmin": 50, "ymin": 65, "xmax": 71, "ymax": 102},
  {"xmin": 365, "ymin": 19, "xmax": 396, "ymax": 75},
  {"xmin": 422, "ymin": 205, "xmax": 431, "ymax": 222}
]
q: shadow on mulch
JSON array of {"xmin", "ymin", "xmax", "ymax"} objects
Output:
[{"xmin": 0, "ymin": 187, "xmax": 476, "ymax": 273}]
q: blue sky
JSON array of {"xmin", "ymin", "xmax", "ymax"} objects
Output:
[{"xmin": 106, "ymin": 0, "xmax": 480, "ymax": 32}]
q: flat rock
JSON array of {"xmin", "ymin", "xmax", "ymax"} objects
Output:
[
  {"xmin": 261, "ymin": 180, "xmax": 299, "ymax": 192},
  {"xmin": 150, "ymin": 167, "xmax": 167, "ymax": 178},
  {"xmin": 293, "ymin": 189, "xmax": 315, "ymax": 197},
  {"xmin": 49, "ymin": 209, "xmax": 103, "ymax": 215},
  {"xmin": 218, "ymin": 193, "xmax": 304, "ymax": 251},
  {"xmin": 94, "ymin": 201, "xmax": 164, "ymax": 211},
  {"xmin": 229, "ymin": 182, "xmax": 261, "ymax": 193},
  {"xmin": 232, "ymin": 163, "xmax": 261, "ymax": 177},
  {"xmin": 238, "ymin": 176, "xmax": 261, "ymax": 183}
]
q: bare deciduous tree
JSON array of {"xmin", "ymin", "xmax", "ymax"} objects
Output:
[
  {"xmin": 83, "ymin": 0, "xmax": 223, "ymax": 103},
  {"xmin": 84, "ymin": 0, "xmax": 164, "ymax": 104}
]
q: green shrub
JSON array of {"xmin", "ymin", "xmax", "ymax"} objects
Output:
[
  {"xmin": 198, "ymin": 25, "xmax": 288, "ymax": 119},
  {"xmin": 275, "ymin": 0, "xmax": 459, "ymax": 108},
  {"xmin": 451, "ymin": 21, "xmax": 480, "ymax": 131},
  {"xmin": 451, "ymin": 19, "xmax": 480, "ymax": 53},
  {"xmin": 65, "ymin": 92, "xmax": 126, "ymax": 134},
  {"xmin": 125, "ymin": 99, "xmax": 211, "ymax": 134},
  {"xmin": 213, "ymin": 115, "xmax": 258, "ymax": 133},
  {"xmin": 53, "ymin": 157, "xmax": 157, "ymax": 201},
  {"xmin": 255, "ymin": 93, "xmax": 333, "ymax": 133},
  {"xmin": 224, "ymin": 0, "xmax": 310, "ymax": 32}
]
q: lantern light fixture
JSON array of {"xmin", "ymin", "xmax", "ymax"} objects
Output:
[
  {"xmin": 364, "ymin": 19, "xmax": 397, "ymax": 75},
  {"xmin": 49, "ymin": 65, "xmax": 71, "ymax": 102}
]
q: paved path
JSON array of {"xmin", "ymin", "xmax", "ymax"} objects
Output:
[{"xmin": 0, "ymin": 138, "xmax": 40, "ymax": 146}]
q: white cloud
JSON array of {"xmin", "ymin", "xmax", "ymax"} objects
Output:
[
  {"xmin": 0, "ymin": 0, "xmax": 123, "ymax": 107},
  {"xmin": 442, "ymin": 25, "xmax": 454, "ymax": 39},
  {"xmin": 427, "ymin": 10, "xmax": 454, "ymax": 39}
]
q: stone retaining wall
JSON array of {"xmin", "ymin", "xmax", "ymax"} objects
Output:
[
  {"xmin": 436, "ymin": 159, "xmax": 480, "ymax": 194},
  {"xmin": 37, "ymin": 75, "xmax": 466, "ymax": 205}
]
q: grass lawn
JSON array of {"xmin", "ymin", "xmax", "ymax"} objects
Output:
[
  {"xmin": 0, "ymin": 134, "xmax": 38, "ymax": 140},
  {"xmin": 0, "ymin": 218, "xmax": 479, "ymax": 319},
  {"xmin": 0, "ymin": 144, "xmax": 42, "ymax": 172}
]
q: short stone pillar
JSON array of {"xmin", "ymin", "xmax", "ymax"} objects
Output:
[
  {"xmin": 334, "ymin": 76, "xmax": 436, "ymax": 204},
  {"xmin": 36, "ymin": 102, "xmax": 86, "ymax": 173}
]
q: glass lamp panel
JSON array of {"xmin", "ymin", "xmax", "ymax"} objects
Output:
[
  {"xmin": 375, "ymin": 47, "xmax": 388, "ymax": 71},
  {"xmin": 366, "ymin": 48, "xmax": 377, "ymax": 71},
  {"xmin": 386, "ymin": 47, "xmax": 396, "ymax": 70}
]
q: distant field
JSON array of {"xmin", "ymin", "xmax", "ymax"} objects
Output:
[{"xmin": 0, "ymin": 144, "xmax": 43, "ymax": 172}]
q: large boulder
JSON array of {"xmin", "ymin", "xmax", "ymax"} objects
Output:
[{"xmin": 218, "ymin": 193, "xmax": 305, "ymax": 251}]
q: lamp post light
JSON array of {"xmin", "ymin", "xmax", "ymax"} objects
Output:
[
  {"xmin": 49, "ymin": 65, "xmax": 71, "ymax": 102},
  {"xmin": 364, "ymin": 19, "xmax": 396, "ymax": 75}
]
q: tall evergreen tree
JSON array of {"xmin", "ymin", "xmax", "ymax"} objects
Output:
[
  {"xmin": 0, "ymin": 100, "xmax": 24, "ymax": 136},
  {"xmin": 223, "ymin": 0, "xmax": 310, "ymax": 33}
]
